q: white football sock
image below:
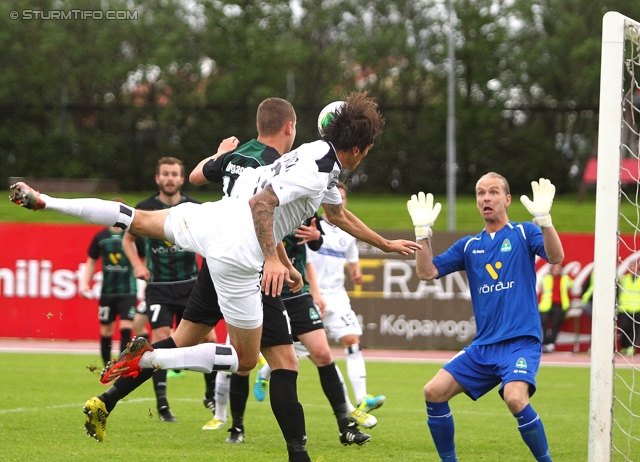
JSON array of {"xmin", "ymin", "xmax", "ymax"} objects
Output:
[
  {"xmin": 42, "ymin": 195, "xmax": 135, "ymax": 229},
  {"xmin": 345, "ymin": 343, "xmax": 367, "ymax": 405},
  {"xmin": 259, "ymin": 363, "xmax": 272, "ymax": 381},
  {"xmin": 214, "ymin": 371, "xmax": 231, "ymax": 421},
  {"xmin": 139, "ymin": 343, "xmax": 239, "ymax": 373}
]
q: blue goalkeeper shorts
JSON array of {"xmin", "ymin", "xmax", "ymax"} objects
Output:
[{"xmin": 442, "ymin": 336, "xmax": 542, "ymax": 401}]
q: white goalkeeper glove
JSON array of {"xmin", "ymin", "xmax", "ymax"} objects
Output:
[
  {"xmin": 520, "ymin": 178, "xmax": 555, "ymax": 228},
  {"xmin": 407, "ymin": 191, "xmax": 441, "ymax": 239}
]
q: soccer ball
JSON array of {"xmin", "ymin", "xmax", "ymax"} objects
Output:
[{"xmin": 317, "ymin": 101, "xmax": 345, "ymax": 134}]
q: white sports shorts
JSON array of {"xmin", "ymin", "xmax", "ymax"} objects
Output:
[
  {"xmin": 322, "ymin": 290, "xmax": 363, "ymax": 340},
  {"xmin": 164, "ymin": 199, "xmax": 264, "ymax": 330}
]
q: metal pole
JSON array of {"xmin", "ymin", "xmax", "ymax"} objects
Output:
[{"xmin": 447, "ymin": 0, "xmax": 457, "ymax": 230}]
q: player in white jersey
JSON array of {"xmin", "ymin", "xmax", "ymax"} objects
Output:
[
  {"xmin": 308, "ymin": 182, "xmax": 386, "ymax": 415},
  {"xmin": 10, "ymin": 91, "xmax": 420, "ymax": 461}
]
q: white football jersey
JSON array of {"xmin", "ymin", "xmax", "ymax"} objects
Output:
[
  {"xmin": 307, "ymin": 215, "xmax": 359, "ymax": 294},
  {"xmin": 232, "ymin": 140, "xmax": 342, "ymax": 242}
]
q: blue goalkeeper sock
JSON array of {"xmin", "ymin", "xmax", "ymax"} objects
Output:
[
  {"xmin": 514, "ymin": 404, "xmax": 552, "ymax": 462},
  {"xmin": 426, "ymin": 401, "xmax": 457, "ymax": 462}
]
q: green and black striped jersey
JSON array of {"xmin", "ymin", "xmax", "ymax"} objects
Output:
[
  {"xmin": 134, "ymin": 194, "xmax": 200, "ymax": 283},
  {"xmin": 88, "ymin": 228, "xmax": 144, "ymax": 295},
  {"xmin": 202, "ymin": 140, "xmax": 324, "ymax": 297},
  {"xmin": 280, "ymin": 215, "xmax": 323, "ymax": 299},
  {"xmin": 202, "ymin": 139, "xmax": 280, "ymax": 197}
]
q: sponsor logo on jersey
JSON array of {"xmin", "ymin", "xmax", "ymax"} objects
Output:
[
  {"xmin": 501, "ymin": 239, "xmax": 512, "ymax": 252},
  {"xmin": 316, "ymin": 248, "xmax": 347, "ymax": 259},
  {"xmin": 108, "ymin": 252, "xmax": 122, "ymax": 265},
  {"xmin": 103, "ymin": 264, "xmax": 130, "ymax": 273},
  {"xmin": 478, "ymin": 261, "xmax": 515, "ymax": 294},
  {"xmin": 225, "ymin": 163, "xmax": 246, "ymax": 175},
  {"xmin": 151, "ymin": 245, "xmax": 188, "ymax": 254},
  {"xmin": 485, "ymin": 262, "xmax": 502, "ymax": 280}
]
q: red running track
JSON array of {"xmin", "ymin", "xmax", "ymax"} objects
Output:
[{"xmin": 2, "ymin": 337, "xmax": 634, "ymax": 367}]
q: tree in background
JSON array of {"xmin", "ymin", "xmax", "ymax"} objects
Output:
[{"xmin": 2, "ymin": 0, "xmax": 640, "ymax": 194}]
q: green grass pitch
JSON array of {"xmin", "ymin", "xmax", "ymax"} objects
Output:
[
  {"xmin": 2, "ymin": 190, "xmax": 638, "ymax": 460},
  {"xmin": 0, "ymin": 352, "xmax": 596, "ymax": 461}
]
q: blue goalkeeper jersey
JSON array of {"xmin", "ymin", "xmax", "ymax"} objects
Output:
[{"xmin": 433, "ymin": 221, "xmax": 547, "ymax": 346}]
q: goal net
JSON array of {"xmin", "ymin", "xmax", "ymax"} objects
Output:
[{"xmin": 590, "ymin": 11, "xmax": 640, "ymax": 462}]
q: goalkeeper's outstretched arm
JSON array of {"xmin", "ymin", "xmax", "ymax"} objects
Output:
[
  {"xmin": 415, "ymin": 236, "xmax": 439, "ymax": 280},
  {"xmin": 407, "ymin": 192, "xmax": 441, "ymax": 280},
  {"xmin": 541, "ymin": 226, "xmax": 564, "ymax": 265},
  {"xmin": 520, "ymin": 178, "xmax": 564, "ymax": 264}
]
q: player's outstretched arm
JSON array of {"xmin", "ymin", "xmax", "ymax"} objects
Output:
[
  {"xmin": 407, "ymin": 191, "xmax": 441, "ymax": 280},
  {"xmin": 323, "ymin": 202, "xmax": 421, "ymax": 255},
  {"xmin": 540, "ymin": 226, "xmax": 564, "ymax": 265},
  {"xmin": 520, "ymin": 178, "xmax": 564, "ymax": 264},
  {"xmin": 407, "ymin": 192, "xmax": 441, "ymax": 239},
  {"xmin": 189, "ymin": 136, "xmax": 240, "ymax": 186}
]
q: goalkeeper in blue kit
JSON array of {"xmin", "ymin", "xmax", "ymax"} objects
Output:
[{"xmin": 407, "ymin": 173, "xmax": 564, "ymax": 462}]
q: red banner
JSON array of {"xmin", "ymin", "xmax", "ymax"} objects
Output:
[
  {"xmin": 0, "ymin": 223, "xmax": 226, "ymax": 342},
  {"xmin": 0, "ymin": 223, "xmax": 635, "ymax": 350}
]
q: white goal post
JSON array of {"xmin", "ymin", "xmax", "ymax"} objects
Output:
[{"xmin": 590, "ymin": 11, "xmax": 640, "ymax": 462}]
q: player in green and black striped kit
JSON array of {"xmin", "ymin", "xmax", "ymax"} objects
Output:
[
  {"xmin": 81, "ymin": 222, "xmax": 145, "ymax": 367},
  {"xmin": 122, "ymin": 157, "xmax": 200, "ymax": 423},
  {"xmin": 200, "ymin": 138, "xmax": 280, "ymax": 191}
]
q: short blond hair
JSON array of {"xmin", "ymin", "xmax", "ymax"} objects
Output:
[
  {"xmin": 256, "ymin": 98, "xmax": 296, "ymax": 136},
  {"xmin": 476, "ymin": 172, "xmax": 510, "ymax": 195}
]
